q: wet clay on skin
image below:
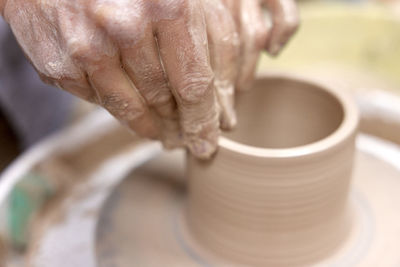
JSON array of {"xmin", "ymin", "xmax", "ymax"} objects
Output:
[{"xmin": 1, "ymin": 0, "xmax": 298, "ymax": 159}]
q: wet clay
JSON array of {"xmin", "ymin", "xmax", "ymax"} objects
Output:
[
  {"xmin": 186, "ymin": 75, "xmax": 359, "ymax": 266},
  {"xmin": 223, "ymin": 77, "xmax": 345, "ymax": 148}
]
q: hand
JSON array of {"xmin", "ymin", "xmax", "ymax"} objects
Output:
[
  {"xmin": 1, "ymin": 0, "xmax": 298, "ymax": 159},
  {"xmin": 2, "ymin": 0, "xmax": 242, "ymax": 159},
  {"xmin": 222, "ymin": 0, "xmax": 299, "ymax": 91}
]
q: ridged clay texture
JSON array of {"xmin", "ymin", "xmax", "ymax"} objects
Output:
[{"xmin": 186, "ymin": 74, "xmax": 359, "ymax": 266}]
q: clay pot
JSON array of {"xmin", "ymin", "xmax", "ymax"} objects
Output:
[{"xmin": 186, "ymin": 74, "xmax": 359, "ymax": 266}]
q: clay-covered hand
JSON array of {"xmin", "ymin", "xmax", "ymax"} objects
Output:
[
  {"xmin": 1, "ymin": 0, "xmax": 240, "ymax": 159},
  {"xmin": 222, "ymin": 0, "xmax": 299, "ymax": 91}
]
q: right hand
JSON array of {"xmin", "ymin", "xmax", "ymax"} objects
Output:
[
  {"xmin": 1, "ymin": 0, "xmax": 298, "ymax": 159},
  {"xmin": 2, "ymin": 0, "xmax": 241, "ymax": 159}
]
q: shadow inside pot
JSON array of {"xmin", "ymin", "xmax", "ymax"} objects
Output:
[{"xmin": 225, "ymin": 76, "xmax": 344, "ymax": 149}]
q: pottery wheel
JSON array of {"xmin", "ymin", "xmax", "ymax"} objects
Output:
[
  {"xmin": 94, "ymin": 135, "xmax": 400, "ymax": 267},
  {"xmin": 23, "ymin": 75, "xmax": 400, "ymax": 267}
]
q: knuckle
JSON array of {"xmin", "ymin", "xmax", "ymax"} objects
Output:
[
  {"xmin": 90, "ymin": 2, "xmax": 145, "ymax": 46},
  {"xmin": 139, "ymin": 66, "xmax": 166, "ymax": 86},
  {"xmin": 177, "ymin": 70, "xmax": 214, "ymax": 104},
  {"xmin": 67, "ymin": 37, "xmax": 115, "ymax": 70},
  {"xmin": 101, "ymin": 93, "xmax": 144, "ymax": 122},
  {"xmin": 157, "ymin": 0, "xmax": 189, "ymax": 16},
  {"xmin": 135, "ymin": 68, "xmax": 172, "ymax": 106},
  {"xmin": 36, "ymin": 53, "xmax": 82, "ymax": 81},
  {"xmin": 90, "ymin": 2, "xmax": 115, "ymax": 24},
  {"xmin": 68, "ymin": 41, "xmax": 93, "ymax": 62},
  {"xmin": 58, "ymin": 78, "xmax": 96, "ymax": 103},
  {"xmin": 152, "ymin": 0, "xmax": 204, "ymax": 22},
  {"xmin": 146, "ymin": 89, "xmax": 172, "ymax": 107},
  {"xmin": 101, "ymin": 93, "xmax": 125, "ymax": 111}
]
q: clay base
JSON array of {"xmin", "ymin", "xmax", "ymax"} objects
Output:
[{"xmin": 95, "ymin": 140, "xmax": 400, "ymax": 267}]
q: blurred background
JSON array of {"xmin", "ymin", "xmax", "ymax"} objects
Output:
[{"xmin": 1, "ymin": 0, "xmax": 400, "ymax": 265}]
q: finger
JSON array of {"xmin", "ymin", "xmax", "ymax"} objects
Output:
[
  {"xmin": 56, "ymin": 75, "xmax": 97, "ymax": 103},
  {"xmin": 25, "ymin": 6, "xmax": 98, "ymax": 104},
  {"xmin": 35, "ymin": 69, "xmax": 96, "ymax": 103},
  {"xmin": 89, "ymin": 58, "xmax": 160, "ymax": 139},
  {"xmin": 66, "ymin": 32, "xmax": 160, "ymax": 138},
  {"xmin": 202, "ymin": 0, "xmax": 239, "ymax": 130},
  {"xmin": 120, "ymin": 35, "xmax": 183, "ymax": 149},
  {"xmin": 91, "ymin": 1, "xmax": 182, "ymax": 148},
  {"xmin": 236, "ymin": 0, "xmax": 269, "ymax": 91},
  {"xmin": 155, "ymin": 1, "xmax": 220, "ymax": 159},
  {"xmin": 262, "ymin": 0, "xmax": 299, "ymax": 55}
]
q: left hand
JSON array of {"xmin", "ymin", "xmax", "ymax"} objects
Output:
[{"xmin": 222, "ymin": 0, "xmax": 299, "ymax": 91}]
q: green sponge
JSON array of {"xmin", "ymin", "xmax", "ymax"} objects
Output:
[{"xmin": 7, "ymin": 172, "xmax": 54, "ymax": 250}]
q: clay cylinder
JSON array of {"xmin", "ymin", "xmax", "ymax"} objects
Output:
[{"xmin": 186, "ymin": 74, "xmax": 359, "ymax": 266}]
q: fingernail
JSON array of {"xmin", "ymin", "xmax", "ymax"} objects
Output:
[
  {"xmin": 268, "ymin": 42, "xmax": 282, "ymax": 56},
  {"xmin": 188, "ymin": 139, "xmax": 217, "ymax": 160}
]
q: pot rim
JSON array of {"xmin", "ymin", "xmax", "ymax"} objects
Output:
[{"xmin": 219, "ymin": 73, "xmax": 359, "ymax": 159}]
